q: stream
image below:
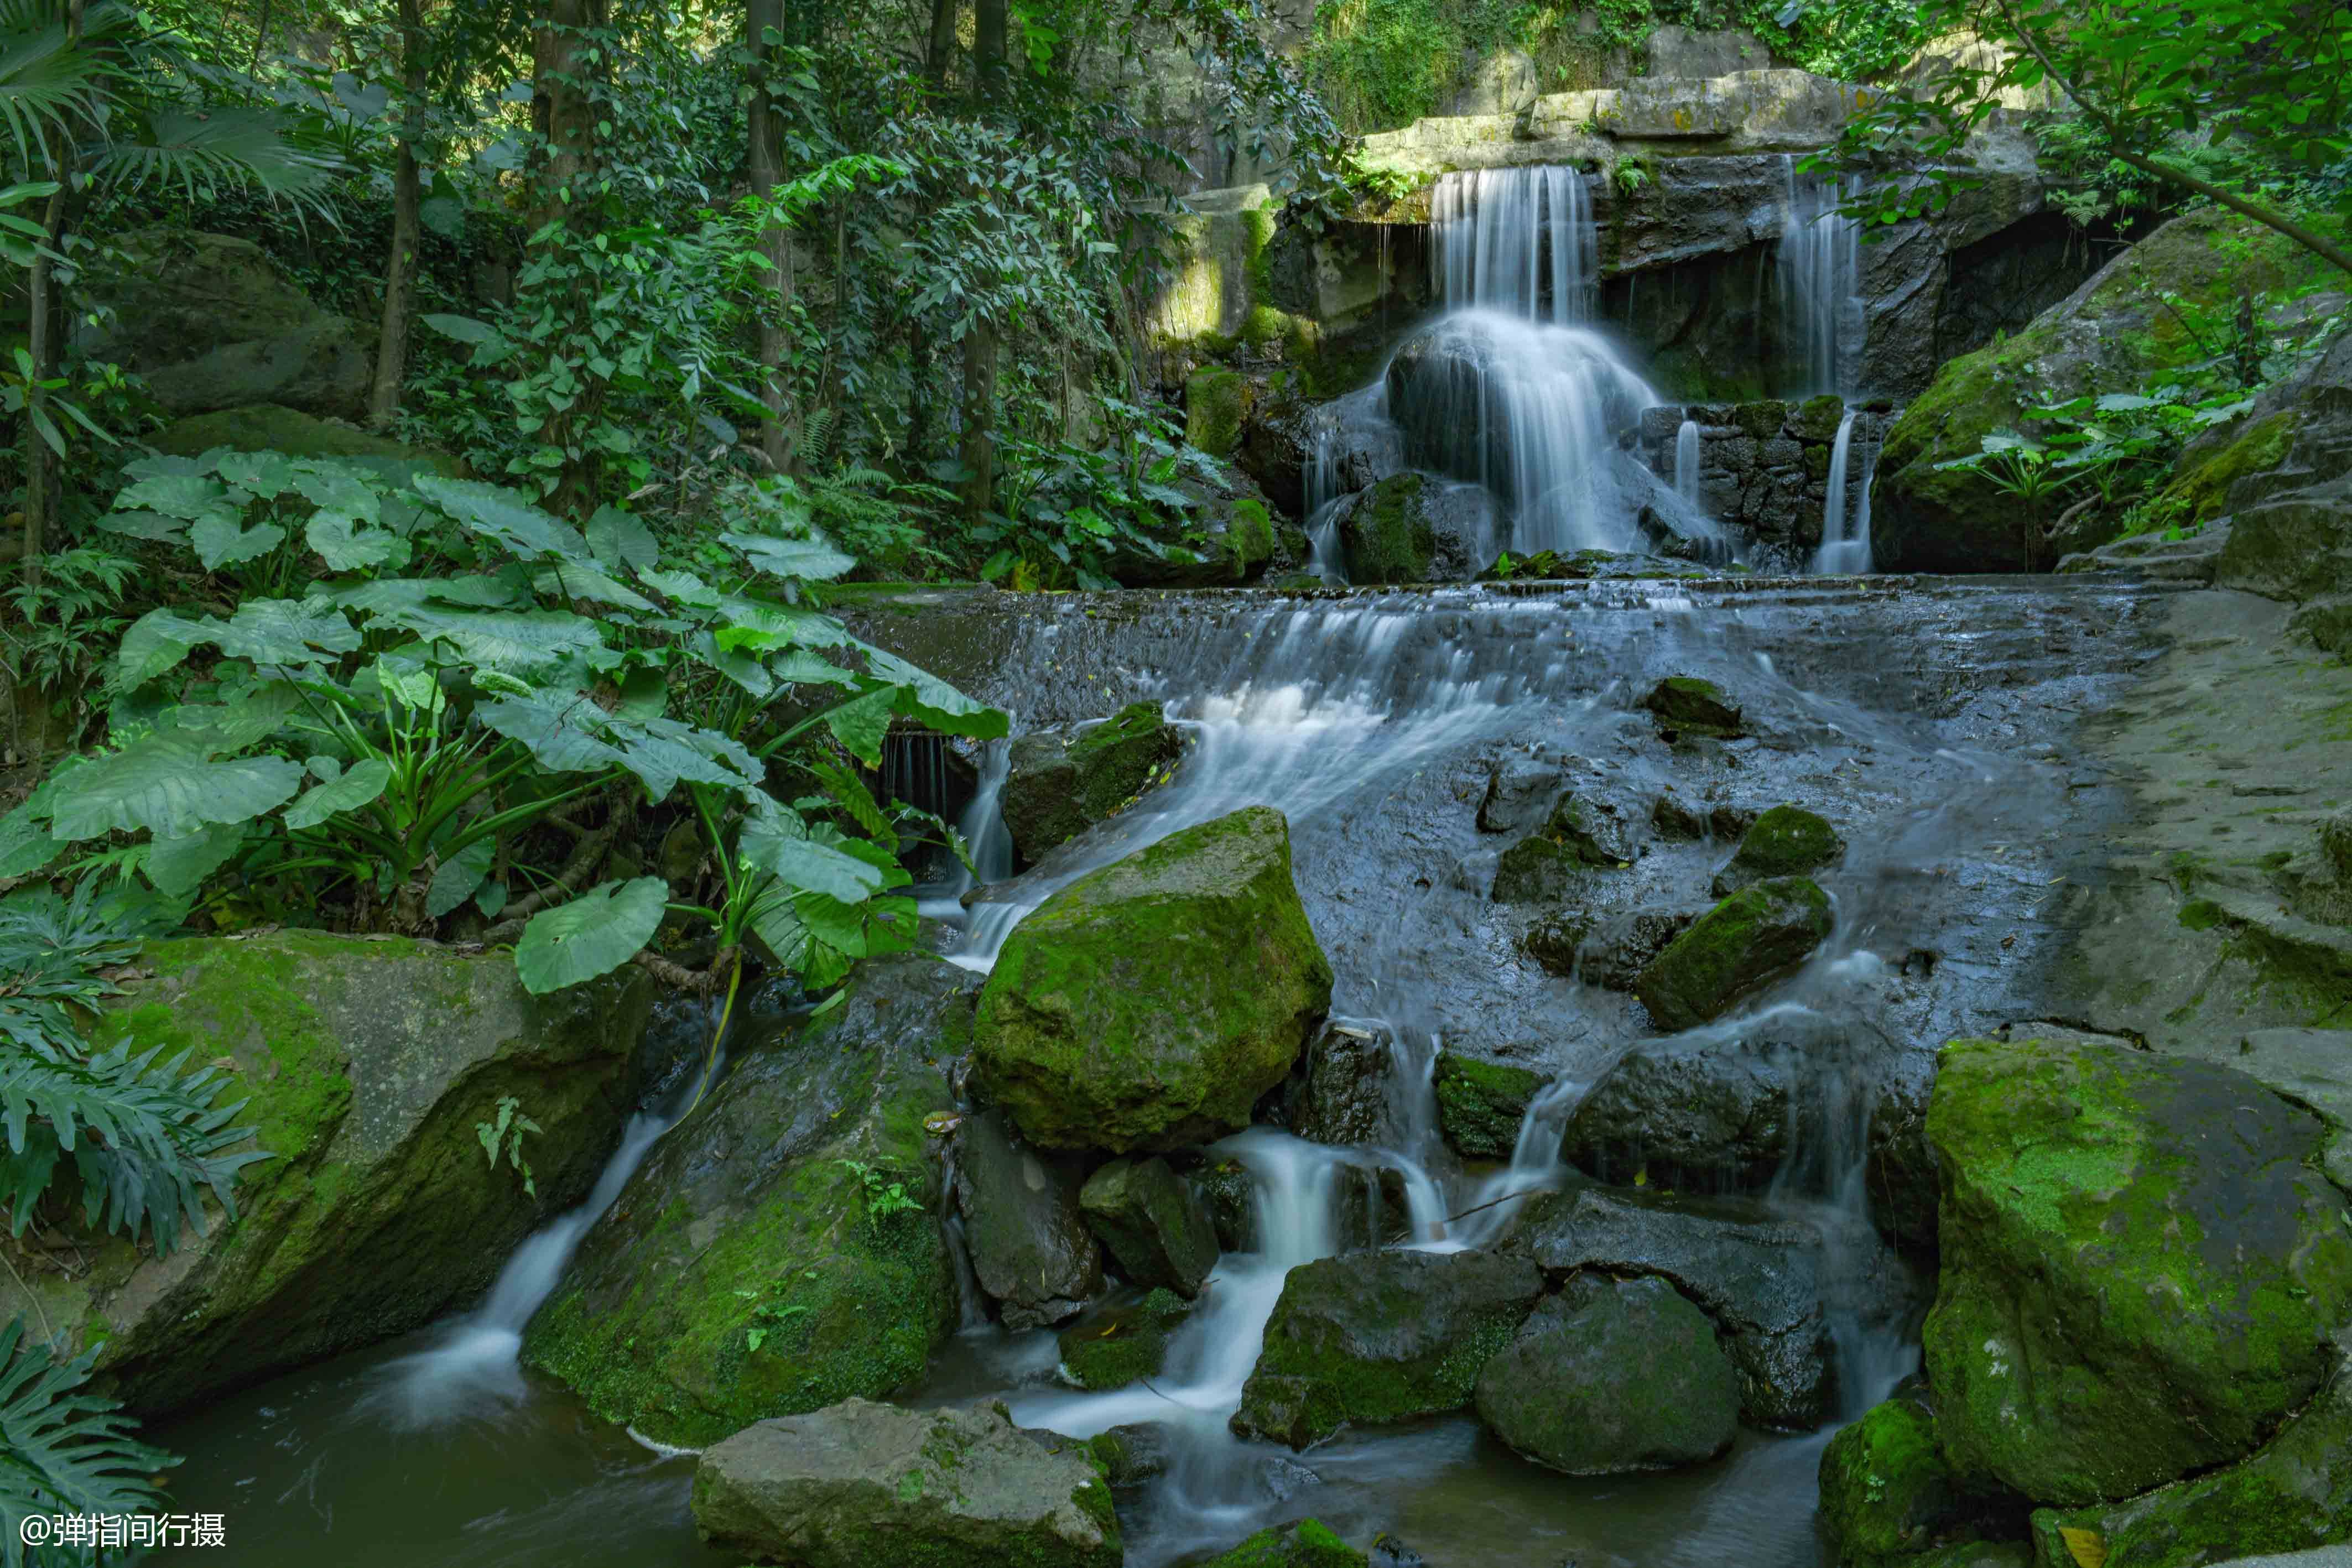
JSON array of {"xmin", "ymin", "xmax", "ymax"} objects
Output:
[{"xmin": 155, "ymin": 165, "xmax": 2176, "ymax": 1567}]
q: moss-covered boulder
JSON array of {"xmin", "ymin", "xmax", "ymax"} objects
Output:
[
  {"xmin": 1232, "ymin": 1249, "xmax": 1542, "ymax": 1446},
  {"xmin": 1713, "ymin": 804, "xmax": 1842, "ymax": 895},
  {"xmin": 973, "ymin": 807, "xmax": 1333, "ymax": 1154},
  {"xmin": 1474, "ymin": 1274, "xmax": 1739, "ymax": 1475},
  {"xmin": 520, "ymin": 956, "xmax": 969, "ymax": 1447},
  {"xmin": 1635, "ymin": 877, "xmax": 1833, "ymax": 1030},
  {"xmin": 1432, "ymin": 1051, "xmax": 1548, "ymax": 1159},
  {"xmin": 1057, "ymin": 1289, "xmax": 1192, "ymax": 1390},
  {"xmin": 2026, "ymin": 1335, "xmax": 2352, "ymax": 1567},
  {"xmin": 1191, "ymin": 1519, "xmax": 1367, "ymax": 1567},
  {"xmin": 1187, "ymin": 366, "xmax": 1255, "ymax": 459},
  {"xmin": 1819, "ymin": 1390, "xmax": 2027, "ymax": 1567},
  {"xmin": 149, "ymin": 403, "xmax": 462, "ymax": 486},
  {"xmin": 1642, "ymin": 675, "xmax": 1746, "ymax": 738},
  {"xmin": 1924, "ymin": 1035, "xmax": 2352, "ymax": 1506},
  {"xmin": 1000, "ymin": 702, "xmax": 1182, "ymax": 864},
  {"xmin": 1338, "ymin": 472, "xmax": 1439, "ymax": 585},
  {"xmin": 0, "ymin": 933, "xmax": 650, "ymax": 1416},
  {"xmin": 1490, "ymin": 795, "xmax": 1642, "ymax": 903},
  {"xmin": 1077, "ymin": 1156, "xmax": 1220, "ymax": 1296},
  {"xmin": 690, "ymin": 1398, "xmax": 1120, "ymax": 1568},
  {"xmin": 1872, "ymin": 211, "xmax": 2330, "ymax": 573}
]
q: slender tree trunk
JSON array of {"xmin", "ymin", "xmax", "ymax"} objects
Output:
[
  {"xmin": 530, "ymin": 0, "xmax": 607, "ymax": 513},
  {"xmin": 958, "ymin": 0, "xmax": 1008, "ymax": 525},
  {"xmin": 746, "ymin": 0, "xmax": 798, "ymax": 474},
  {"xmin": 924, "ymin": 0, "xmax": 957, "ymax": 87},
  {"xmin": 369, "ymin": 0, "xmax": 430, "ymax": 430},
  {"xmin": 21, "ymin": 0, "xmax": 87, "ymax": 590}
]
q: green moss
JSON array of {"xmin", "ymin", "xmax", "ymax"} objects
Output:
[
  {"xmin": 1793, "ymin": 393, "xmax": 1847, "ymax": 444},
  {"xmin": 1432, "ymin": 1052, "xmax": 1546, "ymax": 1159},
  {"xmin": 149, "ymin": 404, "xmax": 463, "ymax": 481},
  {"xmin": 1642, "ymin": 676, "xmax": 1745, "ymax": 737},
  {"xmin": 2159, "ymin": 409, "xmax": 2301, "ymax": 524},
  {"xmin": 1186, "ymin": 367, "xmax": 1252, "ymax": 459},
  {"xmin": 1819, "ymin": 1395, "xmax": 2022, "ymax": 1566},
  {"xmin": 1058, "ymin": 1293, "xmax": 1191, "ymax": 1390},
  {"xmin": 1721, "ymin": 804, "xmax": 1843, "ymax": 885},
  {"xmin": 1634, "ymin": 877, "xmax": 1833, "ymax": 1030},
  {"xmin": 1192, "ymin": 1518, "xmax": 1368, "ymax": 1568},
  {"xmin": 2177, "ymin": 898, "xmax": 2227, "ymax": 931},
  {"xmin": 1732, "ymin": 401, "xmax": 1788, "ymax": 441},
  {"xmin": 1339, "ymin": 472, "xmax": 1435, "ymax": 585},
  {"xmin": 1065, "ymin": 702, "xmax": 1178, "ymax": 816}
]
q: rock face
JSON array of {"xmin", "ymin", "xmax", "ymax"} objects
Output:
[
  {"xmin": 1817, "ymin": 1388, "xmax": 2025, "ymax": 1567},
  {"xmin": 1078, "ymin": 1157, "xmax": 1220, "ymax": 1296},
  {"xmin": 955, "ymin": 1109, "xmax": 1102, "ymax": 1329},
  {"xmin": 974, "ymin": 808, "xmax": 1334, "ymax": 1154},
  {"xmin": 2216, "ymin": 329, "xmax": 2352, "ymax": 653},
  {"xmin": 1431, "ymin": 1051, "xmax": 1548, "ymax": 1159},
  {"xmin": 1712, "ymin": 804, "xmax": 1843, "ymax": 894},
  {"xmin": 1502, "ymin": 1183, "xmax": 1843, "ymax": 1427},
  {"xmin": 1635, "ymin": 877, "xmax": 1834, "ymax": 1029},
  {"xmin": 1924, "ymin": 1035, "xmax": 2352, "ymax": 1505},
  {"xmin": 1874, "ymin": 210, "xmax": 2333, "ymax": 572},
  {"xmin": 1282, "ymin": 1022, "xmax": 1397, "ymax": 1146},
  {"xmin": 76, "ymin": 229, "xmax": 372, "ymax": 420},
  {"xmin": 1474, "ymin": 1274, "xmax": 1739, "ymax": 1474},
  {"xmin": 521, "ymin": 957, "xmax": 969, "ymax": 1447},
  {"xmin": 1233, "ymin": 1249, "xmax": 1543, "ymax": 1446},
  {"xmin": 1001, "ymin": 702, "xmax": 1181, "ymax": 863},
  {"xmin": 1524, "ymin": 909, "xmax": 1695, "ymax": 988},
  {"xmin": 1639, "ymin": 400, "xmax": 1887, "ymax": 558},
  {"xmin": 1335, "ymin": 472, "xmax": 1490, "ymax": 584},
  {"xmin": 0, "ymin": 934, "xmax": 649, "ymax": 1416},
  {"xmin": 690, "ymin": 1399, "xmax": 1120, "ymax": 1568}
]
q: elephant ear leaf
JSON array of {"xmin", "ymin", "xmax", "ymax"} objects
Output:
[
  {"xmin": 514, "ymin": 877, "xmax": 669, "ymax": 994},
  {"xmin": 45, "ymin": 737, "xmax": 304, "ymax": 843}
]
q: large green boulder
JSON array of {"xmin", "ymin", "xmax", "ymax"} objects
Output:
[
  {"xmin": 1713, "ymin": 804, "xmax": 1841, "ymax": 895},
  {"xmin": 0, "ymin": 933, "xmax": 651, "ymax": 1416},
  {"xmin": 1924, "ymin": 1035, "xmax": 2352, "ymax": 1506},
  {"xmin": 1634, "ymin": 877, "xmax": 1834, "ymax": 1030},
  {"xmin": 1872, "ymin": 211, "xmax": 2330, "ymax": 572},
  {"xmin": 1474, "ymin": 1274, "xmax": 1739, "ymax": 1474},
  {"xmin": 690, "ymin": 1398, "xmax": 1120, "ymax": 1568},
  {"xmin": 1232, "ymin": 1249, "xmax": 1542, "ymax": 1446},
  {"xmin": 1432, "ymin": 1050, "xmax": 1548, "ymax": 1159},
  {"xmin": 973, "ymin": 807, "xmax": 1333, "ymax": 1154},
  {"xmin": 1338, "ymin": 472, "xmax": 1439, "ymax": 585},
  {"xmin": 2027, "ymin": 1337, "xmax": 2352, "ymax": 1567},
  {"xmin": 1000, "ymin": 702, "xmax": 1181, "ymax": 864},
  {"xmin": 1191, "ymin": 1519, "xmax": 1367, "ymax": 1567},
  {"xmin": 1819, "ymin": 1390, "xmax": 2026, "ymax": 1567},
  {"xmin": 521, "ymin": 956, "xmax": 969, "ymax": 1447}
]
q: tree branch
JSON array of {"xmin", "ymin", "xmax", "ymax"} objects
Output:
[{"xmin": 480, "ymin": 791, "xmax": 637, "ymax": 944}]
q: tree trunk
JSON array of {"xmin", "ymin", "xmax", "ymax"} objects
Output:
[
  {"xmin": 958, "ymin": 0, "xmax": 1008, "ymax": 525},
  {"xmin": 746, "ymin": 0, "xmax": 797, "ymax": 474},
  {"xmin": 368, "ymin": 0, "xmax": 430, "ymax": 430},
  {"xmin": 530, "ymin": 0, "xmax": 603, "ymax": 235},
  {"xmin": 924, "ymin": 0, "xmax": 958, "ymax": 87},
  {"xmin": 20, "ymin": 0, "xmax": 87, "ymax": 590}
]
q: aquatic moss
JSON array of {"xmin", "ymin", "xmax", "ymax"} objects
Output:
[
  {"xmin": 1191, "ymin": 1518, "xmax": 1368, "ymax": 1568},
  {"xmin": 1432, "ymin": 1051, "xmax": 1546, "ymax": 1158},
  {"xmin": 1058, "ymin": 1293, "xmax": 1190, "ymax": 1390},
  {"xmin": 1642, "ymin": 676, "xmax": 1745, "ymax": 737},
  {"xmin": 1718, "ymin": 804, "xmax": 1843, "ymax": 889},
  {"xmin": 1818, "ymin": 1395, "xmax": 2025, "ymax": 1566}
]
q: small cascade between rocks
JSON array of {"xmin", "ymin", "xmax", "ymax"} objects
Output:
[
  {"xmin": 1675, "ymin": 416, "xmax": 1702, "ymax": 506},
  {"xmin": 1778, "ymin": 158, "xmax": 1865, "ymax": 398},
  {"xmin": 1812, "ymin": 409, "xmax": 1876, "ymax": 574}
]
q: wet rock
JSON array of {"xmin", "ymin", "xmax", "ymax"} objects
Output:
[
  {"xmin": 1432, "ymin": 1050, "xmax": 1549, "ymax": 1159},
  {"xmin": 1501, "ymin": 1183, "xmax": 1842, "ymax": 1428},
  {"xmin": 1563, "ymin": 1035, "xmax": 1793, "ymax": 1189},
  {"xmin": 1367, "ymin": 1533, "xmax": 1428, "ymax": 1568},
  {"xmin": 1192, "ymin": 1519, "xmax": 1368, "ymax": 1567},
  {"xmin": 1479, "ymin": 754, "xmax": 1563, "ymax": 834},
  {"xmin": 1282, "ymin": 1022, "xmax": 1397, "ymax": 1146},
  {"xmin": 1817, "ymin": 1387, "xmax": 2028, "ymax": 1567},
  {"xmin": 2031, "ymin": 1334, "xmax": 2352, "ymax": 1564},
  {"xmin": 690, "ymin": 1398, "xmax": 1120, "ymax": 1568},
  {"xmin": 2, "ymin": 934, "xmax": 652, "ymax": 1418},
  {"xmin": 1650, "ymin": 791, "xmax": 1752, "ymax": 841},
  {"xmin": 1711, "ymin": 804, "xmax": 1843, "ymax": 895},
  {"xmin": 1524, "ymin": 909, "xmax": 1694, "ymax": 989},
  {"xmin": 956, "ymin": 1108, "xmax": 1102, "ymax": 1329},
  {"xmin": 521, "ymin": 957, "xmax": 968, "ymax": 1447},
  {"xmin": 1642, "ymin": 675, "xmax": 1745, "ymax": 738},
  {"xmin": 1448, "ymin": 48, "xmax": 1538, "ymax": 115},
  {"xmin": 1334, "ymin": 472, "xmax": 1489, "ymax": 584},
  {"xmin": 1057, "ymin": 1289, "xmax": 1192, "ymax": 1389},
  {"xmin": 1257, "ymin": 1452, "xmax": 1324, "ymax": 1502},
  {"xmin": 1001, "ymin": 702, "xmax": 1180, "ymax": 863},
  {"xmin": 974, "ymin": 806, "xmax": 1334, "ymax": 1153},
  {"xmin": 1634, "ymin": 877, "xmax": 1834, "ymax": 1030},
  {"xmin": 2218, "ymin": 329, "xmax": 2352, "ymax": 652},
  {"xmin": 1492, "ymin": 795, "xmax": 1643, "ymax": 902},
  {"xmin": 1236, "ymin": 391, "xmax": 1312, "ymax": 516},
  {"xmin": 1078, "ymin": 1156, "xmax": 1219, "ymax": 1296},
  {"xmin": 1233, "ymin": 1250, "xmax": 1544, "ymax": 1447},
  {"xmin": 1475, "ymin": 1274, "xmax": 1739, "ymax": 1475},
  {"xmin": 1925, "ymin": 1035, "xmax": 2352, "ymax": 1504},
  {"xmin": 1187, "ymin": 365, "xmax": 1253, "ymax": 459},
  {"xmin": 1194, "ymin": 1159, "xmax": 1255, "ymax": 1251},
  {"xmin": 1084, "ymin": 1423, "xmax": 1171, "ymax": 1487}
]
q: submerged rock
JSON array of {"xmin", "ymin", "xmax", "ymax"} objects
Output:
[
  {"xmin": 1078, "ymin": 1156, "xmax": 1219, "ymax": 1296},
  {"xmin": 521, "ymin": 956, "xmax": 969, "ymax": 1448},
  {"xmin": 1491, "ymin": 794, "xmax": 1643, "ymax": 902},
  {"xmin": 1817, "ymin": 1387, "xmax": 2027, "ymax": 1567},
  {"xmin": 1634, "ymin": 877, "xmax": 1834, "ymax": 1029},
  {"xmin": 1001, "ymin": 702, "xmax": 1180, "ymax": 863},
  {"xmin": 1192, "ymin": 1518, "xmax": 1368, "ymax": 1567},
  {"xmin": 1712, "ymin": 804, "xmax": 1843, "ymax": 894},
  {"xmin": 1233, "ymin": 1249, "xmax": 1543, "ymax": 1447},
  {"xmin": 1432, "ymin": 1050, "xmax": 1549, "ymax": 1159},
  {"xmin": 690, "ymin": 1398, "xmax": 1119, "ymax": 1568},
  {"xmin": 974, "ymin": 806, "xmax": 1334, "ymax": 1153},
  {"xmin": 1058, "ymin": 1289, "xmax": 1193, "ymax": 1390},
  {"xmin": 1475, "ymin": 1274, "xmax": 1739, "ymax": 1475},
  {"xmin": 1642, "ymin": 675, "xmax": 1746, "ymax": 738},
  {"xmin": 1924, "ymin": 1034, "xmax": 2352, "ymax": 1505},
  {"xmin": 955, "ymin": 1108, "xmax": 1101, "ymax": 1329},
  {"xmin": 0, "ymin": 934, "xmax": 651, "ymax": 1416}
]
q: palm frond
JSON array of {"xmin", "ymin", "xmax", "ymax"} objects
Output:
[
  {"xmin": 0, "ymin": 4, "xmax": 115, "ymax": 179},
  {"xmin": 0, "ymin": 1317, "xmax": 175, "ymax": 1568},
  {"xmin": 95, "ymin": 105, "xmax": 344, "ymax": 223}
]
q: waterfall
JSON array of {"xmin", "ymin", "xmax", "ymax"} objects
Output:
[
  {"xmin": 1674, "ymin": 418, "xmax": 1701, "ymax": 505},
  {"xmin": 1432, "ymin": 165, "xmax": 1596, "ymax": 324},
  {"xmin": 1778, "ymin": 158, "xmax": 1863, "ymax": 397},
  {"xmin": 1813, "ymin": 413, "xmax": 1875, "ymax": 574}
]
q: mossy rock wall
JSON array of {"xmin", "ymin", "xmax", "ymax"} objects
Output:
[
  {"xmin": 0, "ymin": 933, "xmax": 652, "ymax": 1416},
  {"xmin": 521, "ymin": 956, "xmax": 971, "ymax": 1448}
]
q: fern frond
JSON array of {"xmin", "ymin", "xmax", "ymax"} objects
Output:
[
  {"xmin": 0, "ymin": 1317, "xmax": 175, "ymax": 1568},
  {"xmin": 0, "ymin": 3, "xmax": 114, "ymax": 176}
]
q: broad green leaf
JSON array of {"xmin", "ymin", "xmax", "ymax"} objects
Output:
[
  {"xmin": 205, "ymin": 598, "xmax": 363, "ymax": 666},
  {"xmin": 283, "ymin": 758, "xmax": 393, "ymax": 830},
  {"xmin": 533, "ymin": 559, "xmax": 654, "ymax": 612},
  {"xmin": 860, "ymin": 644, "xmax": 1007, "ymax": 737},
  {"xmin": 770, "ymin": 650, "xmax": 859, "ymax": 690},
  {"xmin": 364, "ymin": 602, "xmax": 609, "ymax": 674},
  {"xmin": 307, "ymin": 510, "xmax": 412, "ymax": 572},
  {"xmin": 169, "ymin": 682, "xmax": 302, "ymax": 751},
  {"xmin": 92, "ymin": 510, "xmax": 189, "ymax": 543},
  {"xmin": 216, "ymin": 452, "xmax": 300, "ymax": 499},
  {"xmin": 638, "ymin": 569, "xmax": 720, "ymax": 608},
  {"xmin": 477, "ymin": 690, "xmax": 632, "ymax": 778},
  {"xmin": 112, "ymin": 610, "xmax": 212, "ymax": 689},
  {"xmin": 115, "ymin": 472, "xmax": 226, "ymax": 520},
  {"xmin": 587, "ymin": 506, "xmax": 659, "ymax": 571},
  {"xmin": 689, "ymin": 633, "xmax": 772, "ymax": 700},
  {"xmin": 340, "ymin": 571, "xmax": 534, "ymax": 617},
  {"xmin": 415, "ymin": 475, "xmax": 589, "ymax": 562},
  {"xmin": 821, "ymin": 686, "xmax": 898, "ymax": 767},
  {"xmin": 291, "ymin": 462, "xmax": 381, "ymax": 521},
  {"xmin": 49, "ymin": 738, "xmax": 304, "ymax": 843},
  {"xmin": 476, "ymin": 879, "xmax": 509, "ymax": 918},
  {"xmin": 191, "ymin": 512, "xmax": 288, "ymax": 570},
  {"xmin": 423, "ymin": 313, "xmax": 500, "ymax": 344},
  {"xmin": 428, "ymin": 837, "xmax": 496, "ymax": 919},
  {"xmin": 513, "ymin": 877, "xmax": 669, "ymax": 994},
  {"xmin": 0, "ymin": 804, "xmax": 59, "ymax": 879},
  {"xmin": 738, "ymin": 799, "xmax": 887, "ymax": 902},
  {"xmin": 721, "ymin": 532, "xmax": 856, "ymax": 582},
  {"xmin": 145, "ymin": 822, "xmax": 246, "ymax": 898}
]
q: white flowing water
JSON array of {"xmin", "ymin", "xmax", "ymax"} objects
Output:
[
  {"xmin": 1675, "ymin": 416, "xmax": 1702, "ymax": 506},
  {"xmin": 1778, "ymin": 158, "xmax": 1864, "ymax": 397},
  {"xmin": 1812, "ymin": 411, "xmax": 1862, "ymax": 574},
  {"xmin": 1433, "ymin": 165, "xmax": 1595, "ymax": 322}
]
